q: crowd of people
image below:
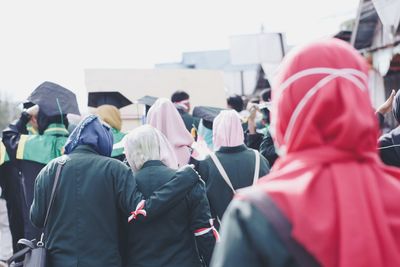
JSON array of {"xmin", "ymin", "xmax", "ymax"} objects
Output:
[{"xmin": 0, "ymin": 38, "xmax": 400, "ymax": 267}]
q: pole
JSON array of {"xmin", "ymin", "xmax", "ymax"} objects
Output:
[{"xmin": 240, "ymin": 70, "xmax": 245, "ymax": 96}]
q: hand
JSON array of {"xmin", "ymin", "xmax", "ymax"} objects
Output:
[
  {"xmin": 247, "ymin": 103, "xmax": 259, "ymax": 121},
  {"xmin": 376, "ymin": 90, "xmax": 396, "ymax": 115},
  {"xmin": 183, "ymin": 164, "xmax": 201, "ymax": 178},
  {"xmin": 246, "ymin": 103, "xmax": 258, "ymax": 134},
  {"xmin": 26, "ymin": 104, "xmax": 39, "ymax": 117}
]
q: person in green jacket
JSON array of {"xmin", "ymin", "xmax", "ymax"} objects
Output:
[
  {"xmin": 198, "ymin": 110, "xmax": 270, "ymax": 228},
  {"xmin": 96, "ymin": 104, "xmax": 126, "ymax": 161},
  {"xmin": 3, "ymin": 81, "xmax": 78, "ymax": 246},
  {"xmin": 30, "ymin": 115, "xmax": 200, "ymax": 267}
]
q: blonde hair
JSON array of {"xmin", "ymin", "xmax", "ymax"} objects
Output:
[{"xmin": 96, "ymin": 105, "xmax": 122, "ymax": 131}]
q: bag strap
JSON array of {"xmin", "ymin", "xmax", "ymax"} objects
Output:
[
  {"xmin": 252, "ymin": 150, "xmax": 260, "ymax": 185},
  {"xmin": 246, "ymin": 190, "xmax": 320, "ymax": 267},
  {"xmin": 209, "ymin": 152, "xmax": 236, "ymax": 194},
  {"xmin": 6, "ymin": 246, "xmax": 31, "ymax": 265},
  {"xmin": 40, "ymin": 157, "xmax": 67, "ymax": 243},
  {"xmin": 43, "ymin": 162, "xmax": 63, "ymax": 229}
]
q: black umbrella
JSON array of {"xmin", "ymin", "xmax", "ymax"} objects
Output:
[
  {"xmin": 192, "ymin": 106, "xmax": 224, "ymax": 122},
  {"xmin": 27, "ymin": 81, "xmax": 80, "ymax": 116},
  {"xmin": 88, "ymin": 91, "xmax": 132, "ymax": 109}
]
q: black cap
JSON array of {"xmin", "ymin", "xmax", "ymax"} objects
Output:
[
  {"xmin": 88, "ymin": 91, "xmax": 132, "ymax": 108},
  {"xmin": 137, "ymin": 95, "xmax": 158, "ymax": 107},
  {"xmin": 192, "ymin": 106, "xmax": 224, "ymax": 122}
]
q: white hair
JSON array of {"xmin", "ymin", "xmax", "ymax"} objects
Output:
[{"xmin": 124, "ymin": 125, "xmax": 161, "ymax": 171}]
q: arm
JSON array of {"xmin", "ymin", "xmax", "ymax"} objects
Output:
[
  {"xmin": 375, "ymin": 89, "xmax": 395, "ymax": 129},
  {"xmin": 2, "ymin": 112, "xmax": 31, "ymax": 159},
  {"xmin": 260, "ymin": 131, "xmax": 278, "ymax": 167},
  {"xmin": 3, "ymin": 105, "xmax": 38, "ymax": 159},
  {"xmin": 30, "ymin": 163, "xmax": 53, "ymax": 228},
  {"xmin": 189, "ymin": 180, "xmax": 217, "ymax": 266},
  {"xmin": 118, "ymin": 165, "xmax": 200, "ymax": 221}
]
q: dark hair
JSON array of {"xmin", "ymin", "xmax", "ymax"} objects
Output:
[
  {"xmin": 249, "ymin": 97, "xmax": 260, "ymax": 104},
  {"xmin": 37, "ymin": 110, "xmax": 69, "ymax": 134},
  {"xmin": 227, "ymin": 95, "xmax": 244, "ymax": 112},
  {"xmin": 171, "ymin": 91, "xmax": 190, "ymax": 103},
  {"xmin": 260, "ymin": 88, "xmax": 271, "ymax": 102}
]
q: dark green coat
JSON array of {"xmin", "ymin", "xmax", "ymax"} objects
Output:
[
  {"xmin": 30, "ymin": 145, "xmax": 199, "ymax": 267},
  {"xmin": 210, "ymin": 198, "xmax": 297, "ymax": 267},
  {"xmin": 210, "ymin": 188, "xmax": 320, "ymax": 267},
  {"xmin": 178, "ymin": 109, "xmax": 200, "ymax": 132},
  {"xmin": 198, "ymin": 144, "xmax": 270, "ymax": 225}
]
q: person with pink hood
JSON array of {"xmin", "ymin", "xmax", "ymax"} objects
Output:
[
  {"xmin": 146, "ymin": 98, "xmax": 195, "ymax": 167},
  {"xmin": 198, "ymin": 110, "xmax": 270, "ymax": 228},
  {"xmin": 211, "ymin": 39, "xmax": 400, "ymax": 267}
]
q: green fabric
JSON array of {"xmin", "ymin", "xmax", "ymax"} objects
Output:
[
  {"xmin": 17, "ymin": 123, "xmax": 69, "ymax": 165},
  {"xmin": 181, "ymin": 112, "xmax": 200, "ymax": 132},
  {"xmin": 111, "ymin": 128, "xmax": 126, "ymax": 157},
  {"xmin": 27, "ymin": 124, "xmax": 38, "ymax": 135},
  {"xmin": 0, "ymin": 141, "xmax": 9, "ymax": 166}
]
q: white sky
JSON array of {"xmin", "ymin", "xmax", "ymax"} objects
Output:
[{"xmin": 0, "ymin": 0, "xmax": 360, "ymax": 109}]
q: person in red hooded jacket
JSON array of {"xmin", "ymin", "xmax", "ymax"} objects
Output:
[{"xmin": 211, "ymin": 38, "xmax": 400, "ymax": 267}]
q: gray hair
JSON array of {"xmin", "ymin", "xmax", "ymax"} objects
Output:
[{"xmin": 124, "ymin": 125, "xmax": 161, "ymax": 171}]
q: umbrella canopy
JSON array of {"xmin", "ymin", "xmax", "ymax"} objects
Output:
[
  {"xmin": 193, "ymin": 106, "xmax": 224, "ymax": 122},
  {"xmin": 137, "ymin": 95, "xmax": 158, "ymax": 114},
  {"xmin": 27, "ymin": 81, "xmax": 80, "ymax": 116},
  {"xmin": 88, "ymin": 91, "xmax": 132, "ymax": 108},
  {"xmin": 137, "ymin": 95, "xmax": 158, "ymax": 107}
]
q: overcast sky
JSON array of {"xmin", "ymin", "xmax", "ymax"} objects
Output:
[{"xmin": 0, "ymin": 0, "xmax": 359, "ymax": 108}]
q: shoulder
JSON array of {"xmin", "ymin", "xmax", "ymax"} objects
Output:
[
  {"xmin": 198, "ymin": 154, "xmax": 213, "ymax": 169},
  {"xmin": 36, "ymin": 155, "xmax": 70, "ymax": 181},
  {"xmin": 379, "ymin": 127, "xmax": 400, "ymax": 146},
  {"xmin": 379, "ymin": 133, "xmax": 394, "ymax": 146}
]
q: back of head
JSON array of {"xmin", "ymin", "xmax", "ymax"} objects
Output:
[
  {"xmin": 146, "ymin": 98, "xmax": 194, "ymax": 166},
  {"xmin": 271, "ymin": 38, "xmax": 376, "ymax": 155},
  {"xmin": 124, "ymin": 125, "xmax": 178, "ymax": 170},
  {"xmin": 64, "ymin": 115, "xmax": 113, "ymax": 157},
  {"xmin": 37, "ymin": 111, "xmax": 69, "ymax": 134},
  {"xmin": 227, "ymin": 95, "xmax": 244, "ymax": 112},
  {"xmin": 146, "ymin": 98, "xmax": 193, "ymax": 146},
  {"xmin": 124, "ymin": 125, "xmax": 161, "ymax": 171},
  {"xmin": 171, "ymin": 91, "xmax": 189, "ymax": 103},
  {"xmin": 213, "ymin": 110, "xmax": 244, "ymax": 150},
  {"xmin": 171, "ymin": 90, "xmax": 190, "ymax": 112},
  {"xmin": 95, "ymin": 104, "xmax": 122, "ymax": 131}
]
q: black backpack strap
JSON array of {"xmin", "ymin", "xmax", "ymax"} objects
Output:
[{"xmin": 245, "ymin": 189, "xmax": 320, "ymax": 267}]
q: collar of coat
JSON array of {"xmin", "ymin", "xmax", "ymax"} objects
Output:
[{"xmin": 217, "ymin": 144, "xmax": 247, "ymax": 153}]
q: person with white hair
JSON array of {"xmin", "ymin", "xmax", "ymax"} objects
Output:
[{"xmin": 124, "ymin": 125, "xmax": 217, "ymax": 267}]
